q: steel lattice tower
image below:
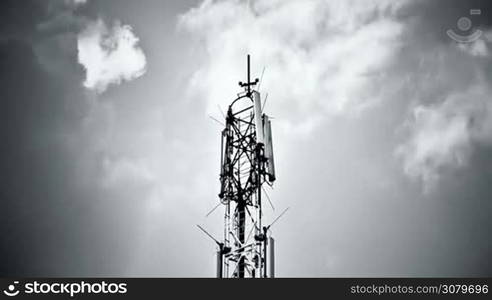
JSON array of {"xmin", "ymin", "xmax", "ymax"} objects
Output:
[{"xmin": 214, "ymin": 55, "xmax": 277, "ymax": 278}]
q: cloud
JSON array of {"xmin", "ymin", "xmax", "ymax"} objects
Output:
[
  {"xmin": 391, "ymin": 15, "xmax": 492, "ymax": 188},
  {"xmin": 181, "ymin": 0, "xmax": 492, "ymax": 191},
  {"xmin": 458, "ymin": 40, "xmax": 488, "ymax": 57},
  {"xmin": 397, "ymin": 100, "xmax": 471, "ymax": 188},
  {"xmin": 62, "ymin": 0, "xmax": 88, "ymax": 7},
  {"xmin": 77, "ymin": 19, "xmax": 147, "ymax": 93},
  {"xmin": 101, "ymin": 156, "xmax": 155, "ymax": 189},
  {"xmin": 179, "ymin": 0, "xmax": 408, "ymax": 130},
  {"xmin": 396, "ymin": 83, "xmax": 492, "ymax": 190}
]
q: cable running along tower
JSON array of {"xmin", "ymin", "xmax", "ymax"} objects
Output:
[{"xmin": 201, "ymin": 55, "xmax": 278, "ymax": 278}]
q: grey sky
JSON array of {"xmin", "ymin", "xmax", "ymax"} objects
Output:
[{"xmin": 1, "ymin": 0, "xmax": 491, "ymax": 277}]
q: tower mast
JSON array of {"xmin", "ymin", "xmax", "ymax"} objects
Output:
[{"xmin": 215, "ymin": 55, "xmax": 276, "ymax": 278}]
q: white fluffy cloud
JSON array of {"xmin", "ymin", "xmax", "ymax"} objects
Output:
[
  {"xmin": 179, "ymin": 0, "xmax": 408, "ymax": 131},
  {"xmin": 70, "ymin": 0, "xmax": 87, "ymax": 5},
  {"xmin": 181, "ymin": 0, "xmax": 492, "ymax": 190},
  {"xmin": 101, "ymin": 157, "xmax": 155, "ymax": 188},
  {"xmin": 393, "ymin": 25, "xmax": 492, "ymax": 189},
  {"xmin": 77, "ymin": 19, "xmax": 147, "ymax": 93},
  {"xmin": 396, "ymin": 83, "xmax": 492, "ymax": 189}
]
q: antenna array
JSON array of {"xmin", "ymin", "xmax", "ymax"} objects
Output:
[{"xmin": 201, "ymin": 55, "xmax": 279, "ymax": 278}]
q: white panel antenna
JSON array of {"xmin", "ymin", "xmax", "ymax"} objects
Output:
[{"xmin": 263, "ymin": 114, "xmax": 276, "ymax": 182}]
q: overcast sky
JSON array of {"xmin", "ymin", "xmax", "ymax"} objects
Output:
[{"xmin": 1, "ymin": 0, "xmax": 492, "ymax": 277}]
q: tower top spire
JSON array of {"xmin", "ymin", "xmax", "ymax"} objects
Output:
[{"xmin": 238, "ymin": 54, "xmax": 259, "ymax": 96}]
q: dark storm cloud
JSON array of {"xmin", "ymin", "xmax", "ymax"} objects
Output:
[
  {"xmin": 391, "ymin": 1, "xmax": 492, "ymax": 190},
  {"xmin": 0, "ymin": 37, "xmax": 82, "ymax": 274},
  {"xmin": 0, "ymin": 1, "xmax": 46, "ymax": 40},
  {"xmin": 0, "ymin": 2, "xmax": 74, "ymax": 270},
  {"xmin": 0, "ymin": 1, "xmax": 144, "ymax": 276},
  {"xmin": 405, "ymin": 0, "xmax": 492, "ymax": 263},
  {"xmin": 403, "ymin": 0, "xmax": 492, "ymax": 38},
  {"xmin": 431, "ymin": 146, "xmax": 492, "ymax": 276},
  {"xmin": 1, "ymin": 0, "xmax": 209, "ymax": 277}
]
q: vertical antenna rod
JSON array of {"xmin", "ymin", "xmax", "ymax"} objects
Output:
[
  {"xmin": 239, "ymin": 54, "xmax": 259, "ymax": 97},
  {"xmin": 247, "ymin": 54, "xmax": 250, "ymax": 95}
]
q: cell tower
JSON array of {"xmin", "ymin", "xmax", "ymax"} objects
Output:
[{"xmin": 199, "ymin": 55, "xmax": 285, "ymax": 278}]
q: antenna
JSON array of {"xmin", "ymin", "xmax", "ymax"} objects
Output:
[
  {"xmin": 196, "ymin": 224, "xmax": 220, "ymax": 246},
  {"xmin": 257, "ymin": 66, "xmax": 266, "ymax": 92},
  {"xmin": 209, "ymin": 115, "xmax": 225, "ymax": 127},
  {"xmin": 238, "ymin": 54, "xmax": 259, "ymax": 97},
  {"xmin": 260, "ymin": 207, "xmax": 288, "ymax": 278},
  {"xmin": 261, "ymin": 92, "xmax": 269, "ymax": 113},
  {"xmin": 217, "ymin": 104, "xmax": 226, "ymax": 119},
  {"xmin": 205, "ymin": 202, "xmax": 222, "ymax": 218},
  {"xmin": 203, "ymin": 55, "xmax": 280, "ymax": 278},
  {"xmin": 262, "ymin": 186, "xmax": 275, "ymax": 211},
  {"xmin": 263, "ymin": 114, "xmax": 276, "ymax": 182},
  {"xmin": 197, "ymin": 225, "xmax": 231, "ymax": 278},
  {"xmin": 266, "ymin": 207, "xmax": 289, "ymax": 231}
]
